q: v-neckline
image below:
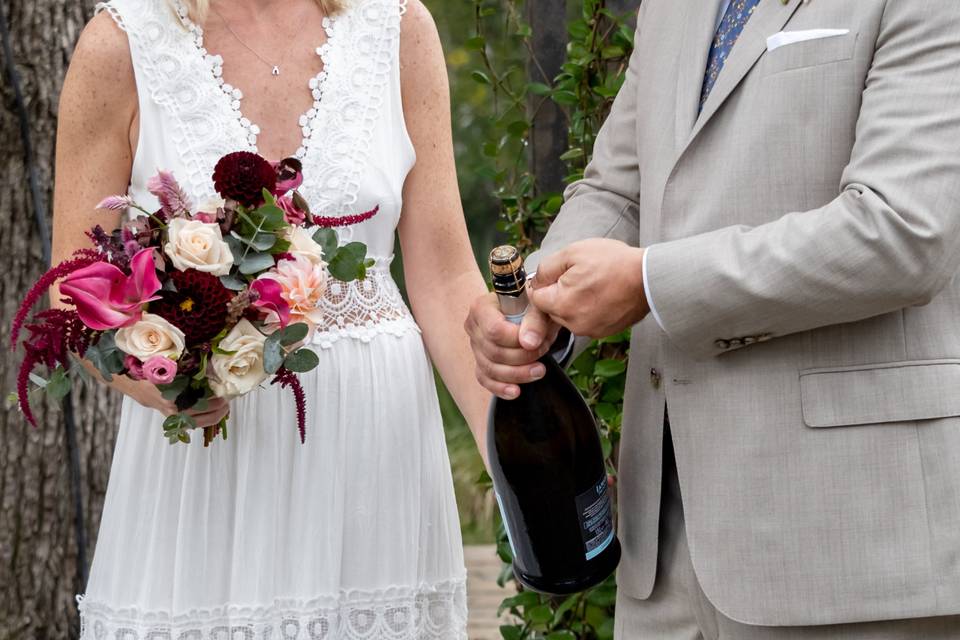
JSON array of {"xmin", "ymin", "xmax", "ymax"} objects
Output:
[{"xmin": 173, "ymin": 0, "xmax": 340, "ymax": 162}]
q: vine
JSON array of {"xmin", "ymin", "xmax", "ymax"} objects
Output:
[{"xmin": 469, "ymin": 1, "xmax": 636, "ymax": 637}]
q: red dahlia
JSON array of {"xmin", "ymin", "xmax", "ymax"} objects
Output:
[
  {"xmin": 213, "ymin": 151, "xmax": 277, "ymax": 208},
  {"xmin": 151, "ymin": 269, "xmax": 234, "ymax": 346}
]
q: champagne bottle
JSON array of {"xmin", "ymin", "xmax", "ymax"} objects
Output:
[{"xmin": 486, "ymin": 245, "xmax": 621, "ymax": 595}]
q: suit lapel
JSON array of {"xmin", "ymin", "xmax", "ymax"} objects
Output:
[
  {"xmin": 682, "ymin": 0, "xmax": 803, "ymax": 149},
  {"xmin": 674, "ymin": 1, "xmax": 718, "ymax": 150}
]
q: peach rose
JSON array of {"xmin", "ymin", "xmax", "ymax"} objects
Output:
[{"xmin": 259, "ymin": 255, "xmax": 328, "ymax": 332}]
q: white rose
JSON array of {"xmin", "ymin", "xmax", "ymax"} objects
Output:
[
  {"xmin": 164, "ymin": 218, "xmax": 234, "ymax": 275},
  {"xmin": 209, "ymin": 319, "xmax": 269, "ymax": 398},
  {"xmin": 115, "ymin": 313, "xmax": 186, "ymax": 361},
  {"xmin": 286, "ymin": 226, "xmax": 327, "ymax": 267}
]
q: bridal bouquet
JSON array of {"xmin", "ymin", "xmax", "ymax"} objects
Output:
[{"xmin": 10, "ymin": 151, "xmax": 377, "ymax": 446}]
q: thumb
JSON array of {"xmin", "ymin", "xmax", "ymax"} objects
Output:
[
  {"xmin": 532, "ymin": 249, "xmax": 572, "ymax": 288},
  {"xmin": 519, "ymin": 304, "xmax": 553, "ymax": 351}
]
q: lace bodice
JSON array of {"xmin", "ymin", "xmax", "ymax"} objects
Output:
[{"xmin": 96, "ymin": 0, "xmax": 417, "ymax": 347}]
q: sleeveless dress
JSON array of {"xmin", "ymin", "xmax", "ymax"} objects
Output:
[{"xmin": 79, "ymin": 1, "xmax": 469, "ymax": 638}]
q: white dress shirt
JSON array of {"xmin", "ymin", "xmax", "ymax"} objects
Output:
[{"xmin": 644, "ymin": 0, "xmax": 731, "ymax": 331}]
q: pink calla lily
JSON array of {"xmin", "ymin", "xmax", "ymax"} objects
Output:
[
  {"xmin": 60, "ymin": 248, "xmax": 163, "ymax": 330},
  {"xmin": 251, "ymin": 278, "xmax": 292, "ymax": 328}
]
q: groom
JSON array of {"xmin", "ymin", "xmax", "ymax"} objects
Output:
[{"xmin": 467, "ymin": 0, "xmax": 960, "ymax": 637}]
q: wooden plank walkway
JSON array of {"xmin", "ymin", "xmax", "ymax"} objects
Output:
[{"xmin": 465, "ymin": 544, "xmax": 514, "ymax": 639}]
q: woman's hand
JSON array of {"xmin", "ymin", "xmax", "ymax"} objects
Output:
[{"xmin": 109, "ymin": 375, "xmax": 231, "ymax": 428}]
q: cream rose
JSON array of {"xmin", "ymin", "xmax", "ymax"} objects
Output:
[
  {"xmin": 115, "ymin": 313, "xmax": 186, "ymax": 361},
  {"xmin": 164, "ymin": 218, "xmax": 234, "ymax": 275},
  {"xmin": 286, "ymin": 226, "xmax": 327, "ymax": 267},
  {"xmin": 209, "ymin": 319, "xmax": 269, "ymax": 398}
]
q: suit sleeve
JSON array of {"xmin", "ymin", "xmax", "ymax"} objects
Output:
[
  {"xmin": 645, "ymin": 0, "xmax": 960, "ymax": 358},
  {"xmin": 526, "ymin": 8, "xmax": 647, "ymax": 274}
]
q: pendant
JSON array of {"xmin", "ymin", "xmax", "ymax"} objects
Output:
[{"xmin": 272, "ymin": 65, "xmax": 281, "ymax": 77}]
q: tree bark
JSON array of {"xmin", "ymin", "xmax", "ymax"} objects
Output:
[{"xmin": 0, "ymin": 1, "xmax": 121, "ymax": 638}]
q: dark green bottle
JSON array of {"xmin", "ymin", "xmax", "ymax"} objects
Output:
[{"xmin": 487, "ymin": 245, "xmax": 621, "ymax": 595}]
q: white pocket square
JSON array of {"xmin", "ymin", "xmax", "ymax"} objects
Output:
[{"xmin": 766, "ymin": 29, "xmax": 850, "ymax": 52}]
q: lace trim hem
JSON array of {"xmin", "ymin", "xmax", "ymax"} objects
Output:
[{"xmin": 78, "ymin": 578, "xmax": 468, "ymax": 640}]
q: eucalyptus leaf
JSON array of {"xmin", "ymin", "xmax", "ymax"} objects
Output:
[
  {"xmin": 225, "ymin": 235, "xmax": 246, "ymax": 264},
  {"xmin": 29, "ymin": 373, "xmax": 48, "ymax": 388},
  {"xmin": 279, "ymin": 323, "xmax": 309, "ymax": 347},
  {"xmin": 157, "ymin": 376, "xmax": 190, "ymax": 402},
  {"xmin": 219, "ymin": 273, "xmax": 247, "ymax": 291},
  {"xmin": 263, "ymin": 333, "xmax": 286, "ymax": 375},
  {"xmin": 232, "ymin": 230, "xmax": 277, "ymax": 252},
  {"xmin": 283, "ymin": 348, "xmax": 319, "ymax": 373},
  {"xmin": 239, "ymin": 252, "xmax": 276, "ymax": 275},
  {"xmin": 46, "ymin": 367, "xmax": 72, "ymax": 401},
  {"xmin": 312, "ymin": 227, "xmax": 339, "ymax": 260},
  {"xmin": 328, "ymin": 242, "xmax": 369, "ymax": 282}
]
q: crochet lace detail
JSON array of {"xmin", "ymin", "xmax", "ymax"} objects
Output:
[
  {"xmin": 95, "ymin": 0, "xmax": 416, "ymax": 346},
  {"xmin": 78, "ymin": 579, "xmax": 468, "ymax": 640}
]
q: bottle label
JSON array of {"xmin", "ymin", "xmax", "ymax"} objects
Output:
[
  {"xmin": 495, "ymin": 492, "xmax": 519, "ymax": 559},
  {"xmin": 576, "ymin": 476, "xmax": 615, "ymax": 561}
]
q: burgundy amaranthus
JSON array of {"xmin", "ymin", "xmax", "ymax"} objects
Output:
[
  {"xmin": 272, "ymin": 368, "xmax": 307, "ymax": 444},
  {"xmin": 10, "ymin": 250, "xmax": 103, "ymax": 350},
  {"xmin": 16, "ymin": 310, "xmax": 93, "ymax": 427},
  {"xmin": 312, "ymin": 205, "xmax": 380, "ymax": 229}
]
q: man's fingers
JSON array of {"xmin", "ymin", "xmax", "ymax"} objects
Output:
[
  {"xmin": 518, "ymin": 304, "xmax": 555, "ymax": 351},
  {"xmin": 529, "ymin": 282, "xmax": 569, "ymax": 321},
  {"xmin": 532, "ymin": 249, "xmax": 572, "ymax": 288},
  {"xmin": 477, "ymin": 352, "xmax": 546, "ymax": 386}
]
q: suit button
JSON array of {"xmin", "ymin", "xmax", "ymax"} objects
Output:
[
  {"xmin": 714, "ymin": 339, "xmax": 731, "ymax": 350},
  {"xmin": 757, "ymin": 333, "xmax": 773, "ymax": 343},
  {"xmin": 650, "ymin": 368, "xmax": 662, "ymax": 389}
]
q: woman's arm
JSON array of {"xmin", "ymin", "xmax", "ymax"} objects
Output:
[
  {"xmin": 396, "ymin": 1, "xmax": 491, "ymax": 452},
  {"xmin": 52, "ymin": 14, "xmax": 228, "ymax": 426}
]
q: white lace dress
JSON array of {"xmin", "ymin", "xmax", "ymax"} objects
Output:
[{"xmin": 78, "ymin": 1, "xmax": 469, "ymax": 638}]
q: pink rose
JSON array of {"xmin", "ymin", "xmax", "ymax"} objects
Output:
[
  {"xmin": 272, "ymin": 158, "xmax": 304, "ymax": 195},
  {"xmin": 142, "ymin": 355, "xmax": 178, "ymax": 385},
  {"xmin": 125, "ymin": 355, "xmax": 145, "ymax": 381},
  {"xmin": 276, "ymin": 195, "xmax": 307, "ymax": 226},
  {"xmin": 60, "ymin": 248, "xmax": 162, "ymax": 330}
]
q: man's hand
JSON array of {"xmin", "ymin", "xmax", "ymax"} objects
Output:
[
  {"xmin": 465, "ymin": 292, "xmax": 561, "ymax": 400},
  {"xmin": 530, "ymin": 239, "xmax": 649, "ymax": 339}
]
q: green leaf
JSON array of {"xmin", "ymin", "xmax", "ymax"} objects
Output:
[
  {"xmin": 595, "ymin": 402, "xmax": 619, "ymax": 424},
  {"xmin": 526, "ymin": 604, "xmax": 553, "ymax": 625},
  {"xmin": 46, "ymin": 366, "xmax": 72, "ymax": 401},
  {"xmin": 559, "ymin": 147, "xmax": 585, "ymax": 161},
  {"xmin": 29, "ymin": 373, "xmax": 48, "ymax": 388},
  {"xmin": 594, "ymin": 359, "xmax": 626, "ymax": 378},
  {"xmin": 328, "ymin": 242, "xmax": 369, "ymax": 282},
  {"xmin": 499, "ymin": 625, "xmax": 523, "ymax": 640},
  {"xmin": 312, "ymin": 227, "xmax": 339, "ymax": 260},
  {"xmin": 162, "ymin": 413, "xmax": 197, "ymax": 445},
  {"xmin": 263, "ymin": 332, "xmax": 286, "ymax": 375},
  {"xmin": 527, "ymin": 82, "xmax": 552, "ymax": 96},
  {"xmin": 232, "ymin": 230, "xmax": 277, "ymax": 252},
  {"xmin": 6, "ymin": 392, "xmax": 19, "ymax": 409},
  {"xmin": 465, "ymin": 36, "xmax": 486, "ymax": 51},
  {"xmin": 86, "ymin": 332, "xmax": 125, "ymax": 380},
  {"xmin": 546, "ymin": 632, "xmax": 577, "ymax": 640},
  {"xmin": 239, "ymin": 252, "xmax": 276, "ymax": 275},
  {"xmin": 552, "ymin": 90, "xmax": 579, "ymax": 106},
  {"xmin": 219, "ymin": 273, "xmax": 247, "ymax": 291},
  {"xmin": 283, "ymin": 348, "xmax": 319, "ymax": 373},
  {"xmin": 471, "ymin": 70, "xmax": 492, "ymax": 85},
  {"xmin": 279, "ymin": 323, "xmax": 310, "ymax": 347},
  {"xmin": 157, "ymin": 376, "xmax": 191, "ymax": 402}
]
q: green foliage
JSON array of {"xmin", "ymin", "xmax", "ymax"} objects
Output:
[{"xmin": 468, "ymin": 0, "xmax": 635, "ymax": 637}]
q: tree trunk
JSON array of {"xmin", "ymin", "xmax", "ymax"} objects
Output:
[
  {"xmin": 0, "ymin": 1, "xmax": 121, "ymax": 638},
  {"xmin": 527, "ymin": 0, "xmax": 569, "ymax": 201}
]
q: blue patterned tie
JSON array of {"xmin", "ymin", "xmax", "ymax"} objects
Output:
[{"xmin": 700, "ymin": 0, "xmax": 762, "ymax": 110}]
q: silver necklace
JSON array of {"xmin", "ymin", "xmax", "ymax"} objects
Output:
[{"xmin": 210, "ymin": 5, "xmax": 304, "ymax": 77}]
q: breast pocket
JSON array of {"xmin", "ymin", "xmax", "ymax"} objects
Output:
[{"xmin": 762, "ymin": 31, "xmax": 859, "ymax": 76}]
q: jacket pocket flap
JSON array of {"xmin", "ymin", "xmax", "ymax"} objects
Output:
[
  {"xmin": 800, "ymin": 359, "xmax": 960, "ymax": 428},
  {"xmin": 762, "ymin": 31, "xmax": 858, "ymax": 76}
]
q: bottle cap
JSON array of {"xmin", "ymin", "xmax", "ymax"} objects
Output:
[{"xmin": 490, "ymin": 245, "xmax": 523, "ymax": 276}]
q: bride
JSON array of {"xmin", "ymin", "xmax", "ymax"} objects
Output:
[{"xmin": 52, "ymin": 0, "xmax": 493, "ymax": 637}]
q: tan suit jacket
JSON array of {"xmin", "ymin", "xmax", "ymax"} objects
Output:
[{"xmin": 534, "ymin": 0, "xmax": 960, "ymax": 626}]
